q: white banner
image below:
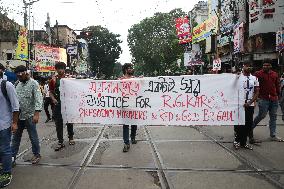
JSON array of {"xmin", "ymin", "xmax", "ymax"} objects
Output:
[{"xmin": 60, "ymin": 74, "xmax": 245, "ymax": 126}]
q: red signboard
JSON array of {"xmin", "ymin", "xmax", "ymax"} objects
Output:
[{"xmin": 175, "ymin": 17, "xmax": 192, "ymax": 44}]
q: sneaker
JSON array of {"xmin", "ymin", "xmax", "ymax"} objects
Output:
[
  {"xmin": 122, "ymin": 144, "xmax": 130, "ymax": 152},
  {"xmin": 0, "ymin": 173, "xmax": 12, "ymax": 188},
  {"xmin": 55, "ymin": 143, "xmax": 65, "ymax": 151},
  {"xmin": 270, "ymin": 136, "xmax": 284, "ymax": 142},
  {"xmin": 31, "ymin": 155, "xmax": 41, "ymax": 164},
  {"xmin": 131, "ymin": 138, "xmax": 137, "ymax": 144},
  {"xmin": 249, "ymin": 138, "xmax": 262, "ymax": 144}
]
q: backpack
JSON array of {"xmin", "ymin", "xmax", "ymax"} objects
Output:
[{"xmin": 1, "ymin": 80, "xmax": 10, "ymax": 104}]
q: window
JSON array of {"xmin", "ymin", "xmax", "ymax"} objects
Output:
[{"xmin": 6, "ymin": 53, "xmax": 12, "ymax": 60}]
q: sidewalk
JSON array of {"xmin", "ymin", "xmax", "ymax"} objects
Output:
[{"xmin": 5, "ymin": 111, "xmax": 284, "ymax": 189}]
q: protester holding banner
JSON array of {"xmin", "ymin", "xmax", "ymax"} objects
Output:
[
  {"xmin": 49, "ymin": 62, "xmax": 75, "ymax": 151},
  {"xmin": 234, "ymin": 62, "xmax": 259, "ymax": 150},
  {"xmin": 12, "ymin": 65, "xmax": 42, "ymax": 164},
  {"xmin": 120, "ymin": 63, "xmax": 137, "ymax": 152},
  {"xmin": 252, "ymin": 59, "xmax": 284, "ymax": 143}
]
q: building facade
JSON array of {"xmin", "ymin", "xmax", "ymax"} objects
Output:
[
  {"xmin": 191, "ymin": 0, "xmax": 284, "ymax": 73},
  {"xmin": 0, "ymin": 13, "xmax": 20, "ymax": 62},
  {"xmin": 191, "ymin": 1, "xmax": 208, "ymax": 25}
]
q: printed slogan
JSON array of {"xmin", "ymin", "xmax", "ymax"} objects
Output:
[{"xmin": 60, "ymin": 74, "xmax": 245, "ymax": 126}]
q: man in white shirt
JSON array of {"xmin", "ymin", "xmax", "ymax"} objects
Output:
[
  {"xmin": 43, "ymin": 77, "xmax": 54, "ymax": 123},
  {"xmin": 234, "ymin": 62, "xmax": 259, "ymax": 150}
]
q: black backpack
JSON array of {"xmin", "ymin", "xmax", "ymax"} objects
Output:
[{"xmin": 1, "ymin": 80, "xmax": 11, "ymax": 105}]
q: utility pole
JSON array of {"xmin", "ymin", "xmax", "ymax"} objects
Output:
[
  {"xmin": 215, "ymin": 0, "xmax": 221, "ymax": 60},
  {"xmin": 212, "ymin": 0, "xmax": 222, "ymax": 74},
  {"xmin": 23, "ymin": 0, "xmax": 28, "ymax": 27},
  {"xmin": 22, "ymin": 0, "xmax": 40, "ymax": 68},
  {"xmin": 56, "ymin": 20, "xmax": 59, "ymax": 47},
  {"xmin": 188, "ymin": 10, "xmax": 195, "ymax": 74}
]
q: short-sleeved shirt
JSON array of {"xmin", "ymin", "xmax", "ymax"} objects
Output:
[
  {"xmin": 254, "ymin": 70, "xmax": 280, "ymax": 101},
  {"xmin": 239, "ymin": 73, "xmax": 259, "ymax": 106},
  {"xmin": 0, "ymin": 79, "xmax": 20, "ymax": 131},
  {"xmin": 49, "ymin": 75, "xmax": 65, "ymax": 102},
  {"xmin": 16, "ymin": 78, "xmax": 43, "ymax": 120},
  {"xmin": 43, "ymin": 84, "xmax": 50, "ymax": 98}
]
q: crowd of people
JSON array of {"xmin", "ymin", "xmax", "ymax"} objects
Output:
[
  {"xmin": 0, "ymin": 59, "xmax": 284, "ymax": 187},
  {"xmin": 0, "ymin": 62, "xmax": 76, "ymax": 187}
]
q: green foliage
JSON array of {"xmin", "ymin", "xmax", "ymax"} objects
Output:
[
  {"xmin": 113, "ymin": 62, "xmax": 123, "ymax": 78},
  {"xmin": 83, "ymin": 25, "xmax": 122, "ymax": 79},
  {"xmin": 128, "ymin": 8, "xmax": 187, "ymax": 76}
]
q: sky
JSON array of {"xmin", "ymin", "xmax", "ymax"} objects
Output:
[{"xmin": 1, "ymin": 0, "xmax": 202, "ymax": 63}]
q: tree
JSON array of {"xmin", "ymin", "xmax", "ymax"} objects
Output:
[
  {"xmin": 128, "ymin": 9, "xmax": 187, "ymax": 76},
  {"xmin": 113, "ymin": 62, "xmax": 123, "ymax": 79},
  {"xmin": 83, "ymin": 25, "xmax": 122, "ymax": 79}
]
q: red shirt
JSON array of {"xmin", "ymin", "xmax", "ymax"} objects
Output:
[
  {"xmin": 254, "ymin": 70, "xmax": 280, "ymax": 101},
  {"xmin": 49, "ymin": 74, "xmax": 63, "ymax": 91}
]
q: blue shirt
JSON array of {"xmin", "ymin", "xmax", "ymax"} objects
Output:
[{"xmin": 0, "ymin": 79, "xmax": 20, "ymax": 131}]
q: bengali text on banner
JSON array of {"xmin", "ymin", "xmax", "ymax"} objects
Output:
[{"xmin": 60, "ymin": 74, "xmax": 245, "ymax": 126}]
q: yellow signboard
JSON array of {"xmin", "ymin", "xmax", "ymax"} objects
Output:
[
  {"xmin": 192, "ymin": 15, "xmax": 218, "ymax": 43},
  {"xmin": 15, "ymin": 27, "xmax": 28, "ymax": 61}
]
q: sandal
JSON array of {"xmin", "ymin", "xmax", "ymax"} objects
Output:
[
  {"xmin": 242, "ymin": 144, "xmax": 253, "ymax": 150},
  {"xmin": 270, "ymin": 136, "xmax": 284, "ymax": 142},
  {"xmin": 55, "ymin": 143, "xmax": 65, "ymax": 151},
  {"xmin": 31, "ymin": 155, "xmax": 41, "ymax": 164},
  {"xmin": 69, "ymin": 139, "xmax": 75, "ymax": 145}
]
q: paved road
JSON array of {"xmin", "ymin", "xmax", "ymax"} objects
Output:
[{"xmin": 5, "ymin": 108, "xmax": 284, "ymax": 189}]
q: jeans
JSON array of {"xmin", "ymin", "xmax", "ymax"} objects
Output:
[
  {"xmin": 12, "ymin": 117, "xmax": 41, "ymax": 158},
  {"xmin": 54, "ymin": 103, "xmax": 74, "ymax": 144},
  {"xmin": 253, "ymin": 99, "xmax": 278, "ymax": 137},
  {"xmin": 0, "ymin": 127, "xmax": 12, "ymax": 174},
  {"xmin": 123, "ymin": 125, "xmax": 137, "ymax": 145},
  {"xmin": 234, "ymin": 106, "xmax": 254, "ymax": 146}
]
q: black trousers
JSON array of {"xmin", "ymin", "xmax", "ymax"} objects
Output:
[
  {"xmin": 44, "ymin": 97, "xmax": 54, "ymax": 119},
  {"xmin": 54, "ymin": 103, "xmax": 74, "ymax": 144},
  {"xmin": 123, "ymin": 125, "xmax": 137, "ymax": 144},
  {"xmin": 234, "ymin": 106, "xmax": 254, "ymax": 146}
]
